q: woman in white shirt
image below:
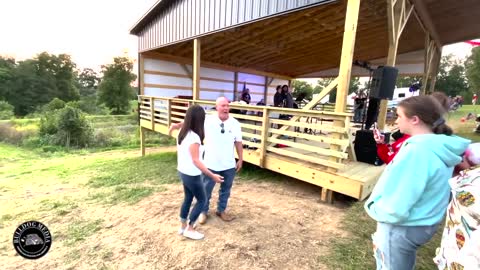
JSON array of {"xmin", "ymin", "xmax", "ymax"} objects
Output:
[{"xmin": 176, "ymin": 105, "xmax": 224, "ymax": 240}]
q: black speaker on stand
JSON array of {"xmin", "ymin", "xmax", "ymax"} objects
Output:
[
  {"xmin": 354, "ymin": 65, "xmax": 397, "ymax": 165},
  {"xmin": 370, "ymin": 66, "xmax": 399, "ymax": 100}
]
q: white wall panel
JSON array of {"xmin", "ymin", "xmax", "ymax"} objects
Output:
[
  {"xmin": 200, "ymin": 80, "xmax": 234, "ymax": 91},
  {"xmin": 144, "ymin": 87, "xmax": 192, "ymax": 97},
  {"xmin": 238, "ymin": 72, "xmax": 264, "ymax": 84},
  {"xmin": 144, "ymin": 74, "xmax": 192, "ymax": 87},
  {"xmin": 144, "ymin": 59, "xmax": 188, "ymax": 74},
  {"xmin": 200, "ymin": 67, "xmax": 235, "ymax": 79}
]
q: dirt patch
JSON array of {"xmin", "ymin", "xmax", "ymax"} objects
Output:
[{"xmin": 1, "ymin": 180, "xmax": 347, "ymax": 270}]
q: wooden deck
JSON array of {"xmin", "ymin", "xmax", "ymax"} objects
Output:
[
  {"xmin": 139, "ymin": 96, "xmax": 385, "ymax": 201},
  {"xmin": 241, "ymin": 140, "xmax": 384, "ymax": 201}
]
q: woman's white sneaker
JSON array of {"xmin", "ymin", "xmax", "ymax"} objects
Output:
[{"xmin": 183, "ymin": 229, "xmax": 204, "ymax": 240}]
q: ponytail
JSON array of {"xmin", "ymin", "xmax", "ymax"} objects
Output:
[{"xmin": 432, "ymin": 117, "xmax": 453, "ymax": 135}]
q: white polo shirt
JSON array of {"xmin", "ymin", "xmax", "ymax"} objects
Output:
[
  {"xmin": 204, "ymin": 114, "xmax": 242, "ymax": 171},
  {"xmin": 177, "ymin": 131, "xmax": 204, "ymax": 176}
]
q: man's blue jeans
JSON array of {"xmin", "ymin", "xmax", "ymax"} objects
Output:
[
  {"xmin": 202, "ymin": 168, "xmax": 236, "ymax": 214},
  {"xmin": 178, "ymin": 172, "xmax": 206, "ymax": 226},
  {"xmin": 372, "ymin": 222, "xmax": 438, "ymax": 270}
]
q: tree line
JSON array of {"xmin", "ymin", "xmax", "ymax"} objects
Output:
[
  {"xmin": 0, "ymin": 52, "xmax": 137, "ymax": 117},
  {"xmin": 292, "ymin": 47, "xmax": 480, "ymax": 104}
]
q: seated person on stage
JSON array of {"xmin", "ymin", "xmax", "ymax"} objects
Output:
[
  {"xmin": 374, "ymin": 129, "xmax": 410, "ymax": 164},
  {"xmin": 241, "ymin": 88, "xmax": 251, "ymax": 104}
]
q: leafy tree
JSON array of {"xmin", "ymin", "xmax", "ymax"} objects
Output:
[
  {"xmin": 325, "ymin": 77, "xmax": 360, "ymax": 103},
  {"xmin": 396, "ymin": 76, "xmax": 422, "ymax": 88},
  {"xmin": 43, "ymin": 98, "xmax": 66, "ymax": 112},
  {"xmin": 0, "ymin": 101, "xmax": 14, "ymax": 119},
  {"xmin": 98, "ymin": 57, "xmax": 137, "ymax": 114},
  {"xmin": 435, "ymin": 54, "xmax": 469, "ymax": 97},
  {"xmin": 313, "ymin": 78, "xmax": 334, "ymax": 95},
  {"xmin": 78, "ymin": 68, "xmax": 99, "ymax": 97},
  {"xmin": 36, "ymin": 52, "xmax": 80, "ymax": 102},
  {"xmin": 466, "ymin": 47, "xmax": 480, "ymax": 95},
  {"xmin": 8, "ymin": 59, "xmax": 57, "ymax": 116},
  {"xmin": 291, "ymin": 80, "xmax": 314, "ymax": 100},
  {"xmin": 0, "ymin": 57, "xmax": 16, "ymax": 101},
  {"xmin": 2, "ymin": 53, "xmax": 80, "ymax": 116}
]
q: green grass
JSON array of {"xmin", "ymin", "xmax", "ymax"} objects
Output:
[
  {"xmin": 322, "ymin": 202, "xmax": 443, "ymax": 270},
  {"xmin": 64, "ymin": 219, "xmax": 104, "ymax": 247},
  {"xmin": 40, "ymin": 199, "xmax": 78, "ymax": 216},
  {"xmin": 86, "ymin": 152, "xmax": 179, "ymax": 188},
  {"xmin": 446, "ymin": 105, "xmax": 480, "ymax": 142}
]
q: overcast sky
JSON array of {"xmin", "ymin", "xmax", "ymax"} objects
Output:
[
  {"xmin": 0, "ymin": 0, "xmax": 157, "ymax": 70},
  {"xmin": 0, "ymin": 0, "xmax": 476, "ymax": 73}
]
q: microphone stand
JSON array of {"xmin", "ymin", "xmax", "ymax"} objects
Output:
[{"xmin": 352, "ymin": 60, "xmax": 374, "ymax": 130}]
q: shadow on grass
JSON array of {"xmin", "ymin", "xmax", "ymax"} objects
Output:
[{"xmin": 321, "ymin": 202, "xmax": 442, "ymax": 270}]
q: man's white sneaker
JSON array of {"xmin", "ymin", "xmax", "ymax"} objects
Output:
[{"xmin": 183, "ymin": 229, "xmax": 204, "ymax": 240}]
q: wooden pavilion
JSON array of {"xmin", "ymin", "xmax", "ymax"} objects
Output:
[{"xmin": 130, "ymin": 0, "xmax": 480, "ymax": 202}]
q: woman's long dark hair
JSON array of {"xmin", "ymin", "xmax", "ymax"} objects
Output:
[{"xmin": 177, "ymin": 105, "xmax": 205, "ymax": 145}]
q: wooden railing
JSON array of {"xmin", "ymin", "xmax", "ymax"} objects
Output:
[{"xmin": 138, "ymin": 95, "xmax": 354, "ymax": 172}]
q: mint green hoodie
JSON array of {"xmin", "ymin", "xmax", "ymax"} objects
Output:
[{"xmin": 365, "ymin": 134, "xmax": 470, "ymax": 226}]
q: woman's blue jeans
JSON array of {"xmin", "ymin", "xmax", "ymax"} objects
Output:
[
  {"xmin": 372, "ymin": 222, "xmax": 438, "ymax": 270},
  {"xmin": 178, "ymin": 172, "xmax": 207, "ymax": 226}
]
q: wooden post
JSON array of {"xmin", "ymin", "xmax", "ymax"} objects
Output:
[
  {"xmin": 140, "ymin": 127, "xmax": 146, "ymax": 156},
  {"xmin": 264, "ymin": 76, "xmax": 269, "ymax": 105},
  {"xmin": 150, "ymin": 97, "xmax": 155, "ymax": 130},
  {"xmin": 378, "ymin": 0, "xmax": 414, "ymax": 130},
  {"xmin": 421, "ymin": 37, "xmax": 437, "ymax": 95},
  {"xmin": 260, "ymin": 107, "xmax": 270, "ymax": 168},
  {"xmin": 193, "ymin": 39, "xmax": 201, "ymax": 100},
  {"xmin": 139, "ymin": 54, "xmax": 145, "ymax": 96},
  {"xmin": 429, "ymin": 54, "xmax": 441, "ymax": 93},
  {"xmin": 321, "ymin": 0, "xmax": 360, "ymax": 203},
  {"xmin": 335, "ymin": 0, "xmax": 360, "ymax": 113},
  {"xmin": 233, "ymin": 72, "xmax": 238, "ymax": 101},
  {"xmin": 321, "ymin": 188, "xmax": 334, "ymax": 204},
  {"xmin": 167, "ymin": 99, "xmax": 172, "ymax": 127}
]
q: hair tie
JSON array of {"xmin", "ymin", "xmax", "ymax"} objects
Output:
[{"xmin": 433, "ymin": 117, "xmax": 445, "ymax": 128}]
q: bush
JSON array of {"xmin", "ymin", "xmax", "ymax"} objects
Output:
[
  {"xmin": 0, "ymin": 101, "xmax": 14, "ymax": 120},
  {"xmin": 39, "ymin": 106, "xmax": 93, "ymax": 148},
  {"xmin": 44, "ymin": 98, "xmax": 66, "ymax": 112},
  {"xmin": 0, "ymin": 122, "xmax": 36, "ymax": 145},
  {"xmin": 66, "ymin": 96, "xmax": 110, "ymax": 115}
]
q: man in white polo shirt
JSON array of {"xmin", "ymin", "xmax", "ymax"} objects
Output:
[{"xmin": 169, "ymin": 97, "xmax": 243, "ymax": 223}]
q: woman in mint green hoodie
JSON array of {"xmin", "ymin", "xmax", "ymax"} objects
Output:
[{"xmin": 364, "ymin": 95, "xmax": 470, "ymax": 270}]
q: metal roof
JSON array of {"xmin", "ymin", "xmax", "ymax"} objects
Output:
[
  {"xmin": 132, "ymin": 0, "xmax": 480, "ymax": 77},
  {"xmin": 130, "ymin": 0, "xmax": 337, "ymax": 52}
]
